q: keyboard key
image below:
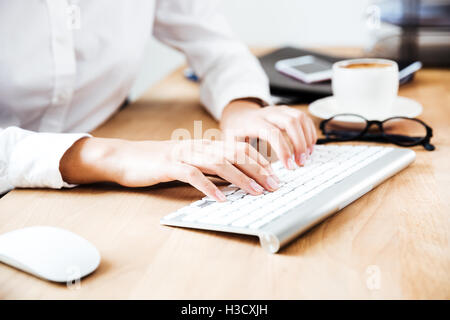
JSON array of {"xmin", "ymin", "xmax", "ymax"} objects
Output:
[
  {"xmin": 191, "ymin": 199, "xmax": 206, "ymax": 207},
  {"xmin": 228, "ymin": 190, "xmax": 247, "ymax": 201},
  {"xmin": 231, "ymin": 209, "xmax": 271, "ymax": 227},
  {"xmin": 221, "ymin": 185, "xmax": 239, "ymax": 195}
]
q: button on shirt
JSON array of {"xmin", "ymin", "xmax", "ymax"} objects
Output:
[{"xmin": 0, "ymin": 0, "xmax": 271, "ymax": 194}]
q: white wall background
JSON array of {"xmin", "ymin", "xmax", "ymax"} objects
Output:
[{"xmin": 130, "ymin": 0, "xmax": 374, "ymax": 100}]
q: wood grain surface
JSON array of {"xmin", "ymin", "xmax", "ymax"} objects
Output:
[{"xmin": 0, "ymin": 48, "xmax": 448, "ymax": 299}]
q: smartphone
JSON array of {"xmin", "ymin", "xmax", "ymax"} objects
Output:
[{"xmin": 275, "ymin": 55, "xmax": 333, "ymax": 83}]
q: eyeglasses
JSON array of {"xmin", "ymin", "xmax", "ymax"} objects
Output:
[{"xmin": 317, "ymin": 114, "xmax": 435, "ymax": 151}]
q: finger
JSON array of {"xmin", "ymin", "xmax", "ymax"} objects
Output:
[
  {"xmin": 310, "ymin": 117, "xmax": 317, "ymax": 144},
  {"xmin": 233, "ymin": 154, "xmax": 279, "ymax": 191},
  {"xmin": 221, "ymin": 142, "xmax": 279, "ymax": 190},
  {"xmin": 259, "ymin": 122, "xmax": 296, "ymax": 170},
  {"xmin": 300, "ymin": 115, "xmax": 314, "ymax": 156},
  {"xmin": 265, "ymin": 112, "xmax": 308, "ymax": 166},
  {"xmin": 235, "ymin": 141, "xmax": 277, "ymax": 177},
  {"xmin": 222, "ymin": 127, "xmax": 277, "ymax": 177},
  {"xmin": 307, "ymin": 117, "xmax": 318, "ymax": 152},
  {"xmin": 170, "ymin": 163, "xmax": 226, "ymax": 202},
  {"xmin": 183, "ymin": 153, "xmax": 265, "ymax": 196},
  {"xmin": 280, "ymin": 107, "xmax": 315, "ymax": 157},
  {"xmin": 213, "ymin": 160, "xmax": 265, "ymax": 195}
]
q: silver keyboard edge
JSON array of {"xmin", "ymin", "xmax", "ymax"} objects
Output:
[
  {"xmin": 160, "ymin": 219, "xmax": 260, "ymax": 237},
  {"xmin": 258, "ymin": 148, "xmax": 416, "ymax": 253}
]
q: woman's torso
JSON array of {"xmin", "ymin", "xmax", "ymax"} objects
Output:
[{"xmin": 0, "ymin": 0, "xmax": 154, "ymax": 133}]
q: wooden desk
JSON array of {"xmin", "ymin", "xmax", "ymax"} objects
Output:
[{"xmin": 0, "ymin": 50, "xmax": 449, "ymax": 299}]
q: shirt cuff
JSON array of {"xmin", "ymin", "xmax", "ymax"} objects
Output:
[
  {"xmin": 8, "ymin": 132, "xmax": 92, "ymax": 189},
  {"xmin": 204, "ymin": 84, "xmax": 273, "ymax": 121}
]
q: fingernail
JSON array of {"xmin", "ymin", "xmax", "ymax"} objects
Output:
[
  {"xmin": 250, "ymin": 179, "xmax": 264, "ymax": 193},
  {"xmin": 266, "ymin": 176, "xmax": 279, "ymax": 190},
  {"xmin": 295, "ymin": 154, "xmax": 301, "ymax": 166},
  {"xmin": 215, "ymin": 190, "xmax": 227, "ymax": 202},
  {"xmin": 287, "ymin": 158, "xmax": 296, "ymax": 170},
  {"xmin": 300, "ymin": 153, "xmax": 307, "ymax": 165}
]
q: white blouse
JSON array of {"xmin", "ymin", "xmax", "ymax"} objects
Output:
[{"xmin": 0, "ymin": 0, "xmax": 271, "ymax": 194}]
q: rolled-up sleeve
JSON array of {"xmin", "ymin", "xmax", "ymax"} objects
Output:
[
  {"xmin": 0, "ymin": 126, "xmax": 90, "ymax": 195},
  {"xmin": 153, "ymin": 0, "xmax": 272, "ymax": 120}
]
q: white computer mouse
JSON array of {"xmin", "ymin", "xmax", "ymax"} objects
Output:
[{"xmin": 0, "ymin": 226, "xmax": 101, "ymax": 283}]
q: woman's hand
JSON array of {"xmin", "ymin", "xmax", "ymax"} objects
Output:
[
  {"xmin": 60, "ymin": 137, "xmax": 280, "ymax": 201},
  {"xmin": 220, "ymin": 100, "xmax": 317, "ymax": 169}
]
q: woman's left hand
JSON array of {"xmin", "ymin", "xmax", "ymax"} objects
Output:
[{"xmin": 220, "ymin": 99, "xmax": 317, "ymax": 169}]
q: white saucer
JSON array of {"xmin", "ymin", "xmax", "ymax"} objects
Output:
[{"xmin": 309, "ymin": 96, "xmax": 423, "ymax": 124}]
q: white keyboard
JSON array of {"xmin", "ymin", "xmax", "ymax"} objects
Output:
[{"xmin": 161, "ymin": 145, "xmax": 416, "ymax": 253}]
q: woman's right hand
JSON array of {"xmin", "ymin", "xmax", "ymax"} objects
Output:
[{"xmin": 60, "ymin": 137, "xmax": 280, "ymax": 201}]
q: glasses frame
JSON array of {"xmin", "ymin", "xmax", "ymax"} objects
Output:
[{"xmin": 318, "ymin": 114, "xmax": 435, "ymax": 151}]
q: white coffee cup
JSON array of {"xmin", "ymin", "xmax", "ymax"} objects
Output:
[{"xmin": 332, "ymin": 58, "xmax": 399, "ymax": 120}]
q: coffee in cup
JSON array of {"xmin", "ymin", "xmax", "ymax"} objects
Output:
[{"xmin": 332, "ymin": 58, "xmax": 399, "ymax": 120}]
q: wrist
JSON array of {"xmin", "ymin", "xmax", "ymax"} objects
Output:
[{"xmin": 221, "ymin": 98, "xmax": 263, "ymax": 126}]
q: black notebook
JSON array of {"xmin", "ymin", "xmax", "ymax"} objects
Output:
[{"xmin": 258, "ymin": 47, "xmax": 419, "ymax": 104}]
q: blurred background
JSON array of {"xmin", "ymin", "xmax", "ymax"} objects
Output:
[
  {"xmin": 129, "ymin": 0, "xmax": 450, "ymax": 100},
  {"xmin": 129, "ymin": 0, "xmax": 373, "ymax": 99}
]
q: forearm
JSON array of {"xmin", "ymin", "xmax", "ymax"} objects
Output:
[
  {"xmin": 59, "ymin": 137, "xmax": 121, "ymax": 185},
  {"xmin": 59, "ymin": 137, "xmax": 280, "ymax": 200}
]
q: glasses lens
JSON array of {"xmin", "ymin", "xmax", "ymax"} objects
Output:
[
  {"xmin": 323, "ymin": 114, "xmax": 366, "ymax": 140},
  {"xmin": 382, "ymin": 118, "xmax": 427, "ymax": 145}
]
